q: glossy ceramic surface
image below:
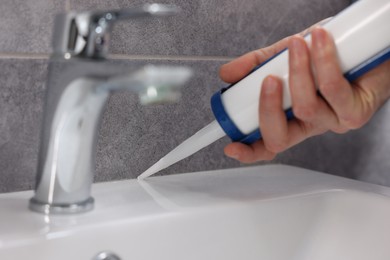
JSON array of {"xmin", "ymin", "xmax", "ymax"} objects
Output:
[{"xmin": 1, "ymin": 165, "xmax": 390, "ymax": 260}]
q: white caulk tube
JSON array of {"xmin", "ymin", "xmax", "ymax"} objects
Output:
[{"xmin": 138, "ymin": 0, "xmax": 390, "ymax": 179}]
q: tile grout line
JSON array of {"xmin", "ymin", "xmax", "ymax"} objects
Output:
[
  {"xmin": 0, "ymin": 53, "xmax": 50, "ymax": 59},
  {"xmin": 108, "ymin": 54, "xmax": 235, "ymax": 62},
  {"xmin": 0, "ymin": 53, "xmax": 235, "ymax": 62}
]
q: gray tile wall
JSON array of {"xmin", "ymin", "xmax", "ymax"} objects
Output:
[{"xmin": 3, "ymin": 0, "xmax": 387, "ymax": 194}]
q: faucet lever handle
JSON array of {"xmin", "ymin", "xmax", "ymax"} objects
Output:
[
  {"xmin": 112, "ymin": 4, "xmax": 179, "ymax": 20},
  {"xmin": 53, "ymin": 4, "xmax": 179, "ymax": 59}
]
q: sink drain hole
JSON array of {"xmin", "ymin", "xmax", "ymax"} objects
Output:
[{"xmin": 92, "ymin": 251, "xmax": 121, "ymax": 260}]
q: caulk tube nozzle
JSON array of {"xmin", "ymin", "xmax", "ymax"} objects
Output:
[
  {"xmin": 138, "ymin": 159, "xmax": 166, "ymax": 179},
  {"xmin": 138, "ymin": 120, "xmax": 226, "ymax": 179}
]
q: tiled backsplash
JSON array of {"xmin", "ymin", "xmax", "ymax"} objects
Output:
[
  {"xmin": 0, "ymin": 0, "xmax": 63, "ymax": 54},
  {"xmin": 3, "ymin": 0, "xmax": 390, "ymax": 193}
]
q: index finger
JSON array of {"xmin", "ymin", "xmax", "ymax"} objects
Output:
[
  {"xmin": 219, "ymin": 36, "xmax": 291, "ymax": 83},
  {"xmin": 219, "ymin": 17, "xmax": 333, "ymax": 84}
]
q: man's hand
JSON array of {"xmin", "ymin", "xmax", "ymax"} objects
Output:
[{"xmin": 220, "ymin": 27, "xmax": 390, "ymax": 163}]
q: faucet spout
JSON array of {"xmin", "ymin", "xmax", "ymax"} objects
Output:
[
  {"xmin": 29, "ymin": 4, "xmax": 192, "ymax": 214},
  {"xmin": 30, "ymin": 76, "xmax": 107, "ymax": 214},
  {"xmin": 30, "ymin": 60, "xmax": 191, "ymax": 215}
]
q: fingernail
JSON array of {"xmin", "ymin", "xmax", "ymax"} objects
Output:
[
  {"xmin": 225, "ymin": 145, "xmax": 242, "ymax": 160},
  {"xmin": 226, "ymin": 152, "xmax": 240, "ymax": 160},
  {"xmin": 312, "ymin": 27, "xmax": 327, "ymax": 49},
  {"xmin": 290, "ymin": 36, "xmax": 305, "ymax": 56},
  {"xmin": 263, "ymin": 76, "xmax": 279, "ymax": 95}
]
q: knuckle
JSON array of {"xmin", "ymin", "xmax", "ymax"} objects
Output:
[
  {"xmin": 293, "ymin": 102, "xmax": 319, "ymax": 121},
  {"xmin": 254, "ymin": 150, "xmax": 276, "ymax": 162},
  {"xmin": 331, "ymin": 125, "xmax": 349, "ymax": 134},
  {"xmin": 264, "ymin": 139, "xmax": 288, "ymax": 154},
  {"xmin": 319, "ymin": 81, "xmax": 340, "ymax": 97},
  {"xmin": 266, "ymin": 152, "xmax": 277, "ymax": 160},
  {"xmin": 254, "ymin": 49, "xmax": 270, "ymax": 64},
  {"xmin": 340, "ymin": 116, "xmax": 367, "ymax": 130},
  {"xmin": 249, "ymin": 142, "xmax": 277, "ymax": 162},
  {"xmin": 330, "ymin": 112, "xmax": 367, "ymax": 132}
]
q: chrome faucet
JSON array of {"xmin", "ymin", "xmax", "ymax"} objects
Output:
[{"xmin": 29, "ymin": 4, "xmax": 192, "ymax": 214}]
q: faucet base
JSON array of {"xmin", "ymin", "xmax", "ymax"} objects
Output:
[{"xmin": 29, "ymin": 197, "xmax": 94, "ymax": 215}]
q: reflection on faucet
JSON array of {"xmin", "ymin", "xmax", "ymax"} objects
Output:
[{"xmin": 29, "ymin": 4, "xmax": 192, "ymax": 215}]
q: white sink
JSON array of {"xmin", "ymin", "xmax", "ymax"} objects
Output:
[{"xmin": 1, "ymin": 165, "xmax": 390, "ymax": 260}]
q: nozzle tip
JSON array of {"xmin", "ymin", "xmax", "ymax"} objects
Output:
[
  {"xmin": 137, "ymin": 171, "xmax": 152, "ymax": 180},
  {"xmin": 138, "ymin": 160, "xmax": 164, "ymax": 180}
]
